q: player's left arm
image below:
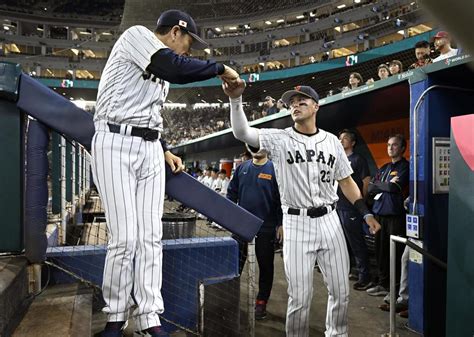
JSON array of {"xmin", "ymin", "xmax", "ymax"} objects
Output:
[
  {"xmin": 158, "ymin": 138, "xmax": 184, "ymax": 173},
  {"xmin": 338, "ymin": 176, "xmax": 381, "ymax": 234}
]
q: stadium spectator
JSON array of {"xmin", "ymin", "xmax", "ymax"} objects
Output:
[
  {"xmin": 377, "ymin": 64, "xmax": 390, "ymax": 80},
  {"xmin": 240, "ymin": 150, "xmax": 252, "ymax": 162},
  {"xmin": 348, "ymin": 72, "xmax": 363, "ymax": 89},
  {"xmin": 389, "ymin": 60, "xmax": 403, "ymax": 75},
  {"xmin": 195, "ymin": 168, "xmax": 204, "ymax": 182},
  {"xmin": 432, "ymin": 31, "xmax": 459, "ymax": 62},
  {"xmin": 276, "ymin": 99, "xmax": 289, "ymax": 114},
  {"xmin": 408, "ymin": 40, "xmax": 433, "ymax": 69},
  {"xmin": 201, "ymin": 167, "xmax": 214, "ymax": 188},
  {"xmin": 261, "ymin": 96, "xmax": 278, "ymax": 116},
  {"xmin": 212, "ymin": 169, "xmax": 230, "ymax": 196}
]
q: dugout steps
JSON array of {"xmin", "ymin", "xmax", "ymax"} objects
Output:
[
  {"xmin": 0, "ymin": 257, "xmax": 30, "ymax": 337},
  {"xmin": 12, "ymin": 283, "xmax": 92, "ymax": 337}
]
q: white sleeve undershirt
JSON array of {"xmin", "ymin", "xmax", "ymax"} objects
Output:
[{"xmin": 229, "ymin": 96, "xmax": 260, "ymax": 148}]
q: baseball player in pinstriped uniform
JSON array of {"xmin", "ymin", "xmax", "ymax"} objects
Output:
[
  {"xmin": 222, "ymin": 80, "xmax": 381, "ymax": 337},
  {"xmin": 92, "ymin": 10, "xmax": 239, "ymax": 337}
]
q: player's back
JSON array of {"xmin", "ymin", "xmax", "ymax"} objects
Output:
[{"xmin": 94, "ymin": 25, "xmax": 169, "ymax": 130}]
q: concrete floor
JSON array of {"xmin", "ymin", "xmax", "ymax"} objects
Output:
[
  {"xmin": 241, "ymin": 253, "xmax": 419, "ymax": 337},
  {"xmin": 92, "ymin": 246, "xmax": 420, "ymax": 337},
  {"xmin": 92, "ymin": 207, "xmax": 420, "ymax": 337}
]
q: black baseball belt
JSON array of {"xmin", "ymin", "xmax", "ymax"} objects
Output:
[
  {"xmin": 287, "ymin": 203, "xmax": 336, "ymax": 218},
  {"xmin": 107, "ymin": 123, "xmax": 159, "ymax": 141}
]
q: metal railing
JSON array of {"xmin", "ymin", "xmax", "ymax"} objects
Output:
[{"xmin": 384, "ymin": 235, "xmax": 447, "ymax": 337}]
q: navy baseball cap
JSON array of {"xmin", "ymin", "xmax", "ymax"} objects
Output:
[
  {"xmin": 156, "ymin": 9, "xmax": 208, "ymax": 50},
  {"xmin": 281, "ymin": 85, "xmax": 319, "ymax": 105}
]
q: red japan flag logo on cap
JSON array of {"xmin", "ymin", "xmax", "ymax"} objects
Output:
[
  {"xmin": 179, "ymin": 20, "xmax": 188, "ymax": 28},
  {"xmin": 295, "ymin": 86, "xmax": 301, "ymax": 91}
]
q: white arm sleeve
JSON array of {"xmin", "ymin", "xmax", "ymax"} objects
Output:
[{"xmin": 229, "ymin": 96, "xmax": 260, "ymax": 148}]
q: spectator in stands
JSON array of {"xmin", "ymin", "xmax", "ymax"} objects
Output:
[
  {"xmin": 408, "ymin": 40, "xmax": 433, "ymax": 69},
  {"xmin": 377, "ymin": 64, "xmax": 390, "ymax": 80},
  {"xmin": 432, "ymin": 31, "xmax": 459, "ymax": 62},
  {"xmin": 276, "ymin": 99, "xmax": 289, "ymax": 114},
  {"xmin": 249, "ymin": 109, "xmax": 262, "ymax": 121},
  {"xmin": 227, "ymin": 148, "xmax": 283, "ymax": 320},
  {"xmin": 389, "ymin": 60, "xmax": 403, "ymax": 75},
  {"xmin": 195, "ymin": 168, "xmax": 204, "ymax": 182},
  {"xmin": 210, "ymin": 168, "xmax": 218, "ymax": 185},
  {"xmin": 202, "ymin": 167, "xmax": 214, "ymax": 188},
  {"xmin": 366, "ymin": 134, "xmax": 409, "ymax": 297},
  {"xmin": 348, "ymin": 72, "xmax": 363, "ymax": 90},
  {"xmin": 240, "ymin": 150, "xmax": 252, "ymax": 162},
  {"xmin": 337, "ymin": 129, "xmax": 372, "ymax": 291},
  {"xmin": 212, "ymin": 169, "xmax": 230, "ymax": 196},
  {"xmin": 367, "ymin": 64, "xmax": 390, "ymax": 84},
  {"xmin": 261, "ymin": 96, "xmax": 278, "ymax": 117}
]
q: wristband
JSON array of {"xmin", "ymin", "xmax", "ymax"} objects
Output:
[
  {"xmin": 363, "ymin": 214, "xmax": 374, "ymax": 221},
  {"xmin": 354, "ymin": 198, "xmax": 371, "ymax": 218}
]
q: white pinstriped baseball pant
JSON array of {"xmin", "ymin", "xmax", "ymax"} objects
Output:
[
  {"xmin": 91, "ymin": 125, "xmax": 165, "ymax": 331},
  {"xmin": 283, "ymin": 209, "xmax": 350, "ymax": 337}
]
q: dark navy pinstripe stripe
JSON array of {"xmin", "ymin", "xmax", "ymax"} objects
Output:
[{"xmin": 136, "ymin": 142, "xmax": 148, "ymax": 316}]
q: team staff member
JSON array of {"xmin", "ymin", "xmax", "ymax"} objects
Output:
[
  {"xmin": 227, "ymin": 148, "xmax": 283, "ymax": 320},
  {"xmin": 337, "ymin": 129, "xmax": 372, "ymax": 290},
  {"xmin": 222, "ymin": 80, "xmax": 381, "ymax": 337},
  {"xmin": 408, "ymin": 40, "xmax": 432, "ymax": 69},
  {"xmin": 366, "ymin": 135, "xmax": 409, "ymax": 297},
  {"xmin": 92, "ymin": 9, "xmax": 239, "ymax": 337}
]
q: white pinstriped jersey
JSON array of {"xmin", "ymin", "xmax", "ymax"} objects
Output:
[
  {"xmin": 259, "ymin": 127, "xmax": 353, "ymax": 209},
  {"xmin": 94, "ymin": 25, "xmax": 169, "ymax": 131}
]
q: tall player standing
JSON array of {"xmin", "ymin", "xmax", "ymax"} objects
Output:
[
  {"xmin": 92, "ymin": 10, "xmax": 239, "ymax": 337},
  {"xmin": 222, "ymin": 80, "xmax": 381, "ymax": 337}
]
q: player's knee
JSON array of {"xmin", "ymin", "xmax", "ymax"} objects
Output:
[{"xmin": 110, "ymin": 239, "xmax": 136, "ymax": 255}]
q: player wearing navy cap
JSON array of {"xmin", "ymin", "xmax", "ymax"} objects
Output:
[
  {"xmin": 223, "ymin": 81, "xmax": 381, "ymax": 337},
  {"xmin": 93, "ymin": 9, "xmax": 239, "ymax": 337}
]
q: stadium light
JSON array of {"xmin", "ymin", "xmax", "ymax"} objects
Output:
[
  {"xmin": 265, "ymin": 21, "xmax": 272, "ymax": 25},
  {"xmin": 337, "ymin": 4, "xmax": 346, "ymax": 9},
  {"xmin": 354, "ymin": 0, "xmax": 361, "ymax": 3},
  {"xmin": 228, "ymin": 27, "xmax": 237, "ymax": 30},
  {"xmin": 215, "ymin": 27, "xmax": 221, "ymax": 32},
  {"xmin": 296, "ymin": 15, "xmax": 305, "ymax": 19},
  {"xmin": 3, "ymin": 25, "xmax": 9, "ymax": 31},
  {"xmin": 276, "ymin": 19, "xmax": 285, "ymax": 23}
]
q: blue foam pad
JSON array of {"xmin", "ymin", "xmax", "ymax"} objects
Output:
[
  {"xmin": 17, "ymin": 74, "xmax": 95, "ymax": 151},
  {"xmin": 17, "ymin": 74, "xmax": 263, "ymax": 241},
  {"xmin": 165, "ymin": 165, "xmax": 263, "ymax": 241}
]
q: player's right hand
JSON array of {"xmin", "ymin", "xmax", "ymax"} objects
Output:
[{"xmin": 222, "ymin": 78, "xmax": 246, "ymax": 98}]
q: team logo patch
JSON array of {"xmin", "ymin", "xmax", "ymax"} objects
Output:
[
  {"xmin": 179, "ymin": 20, "xmax": 188, "ymax": 28},
  {"xmin": 258, "ymin": 173, "xmax": 272, "ymax": 180}
]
